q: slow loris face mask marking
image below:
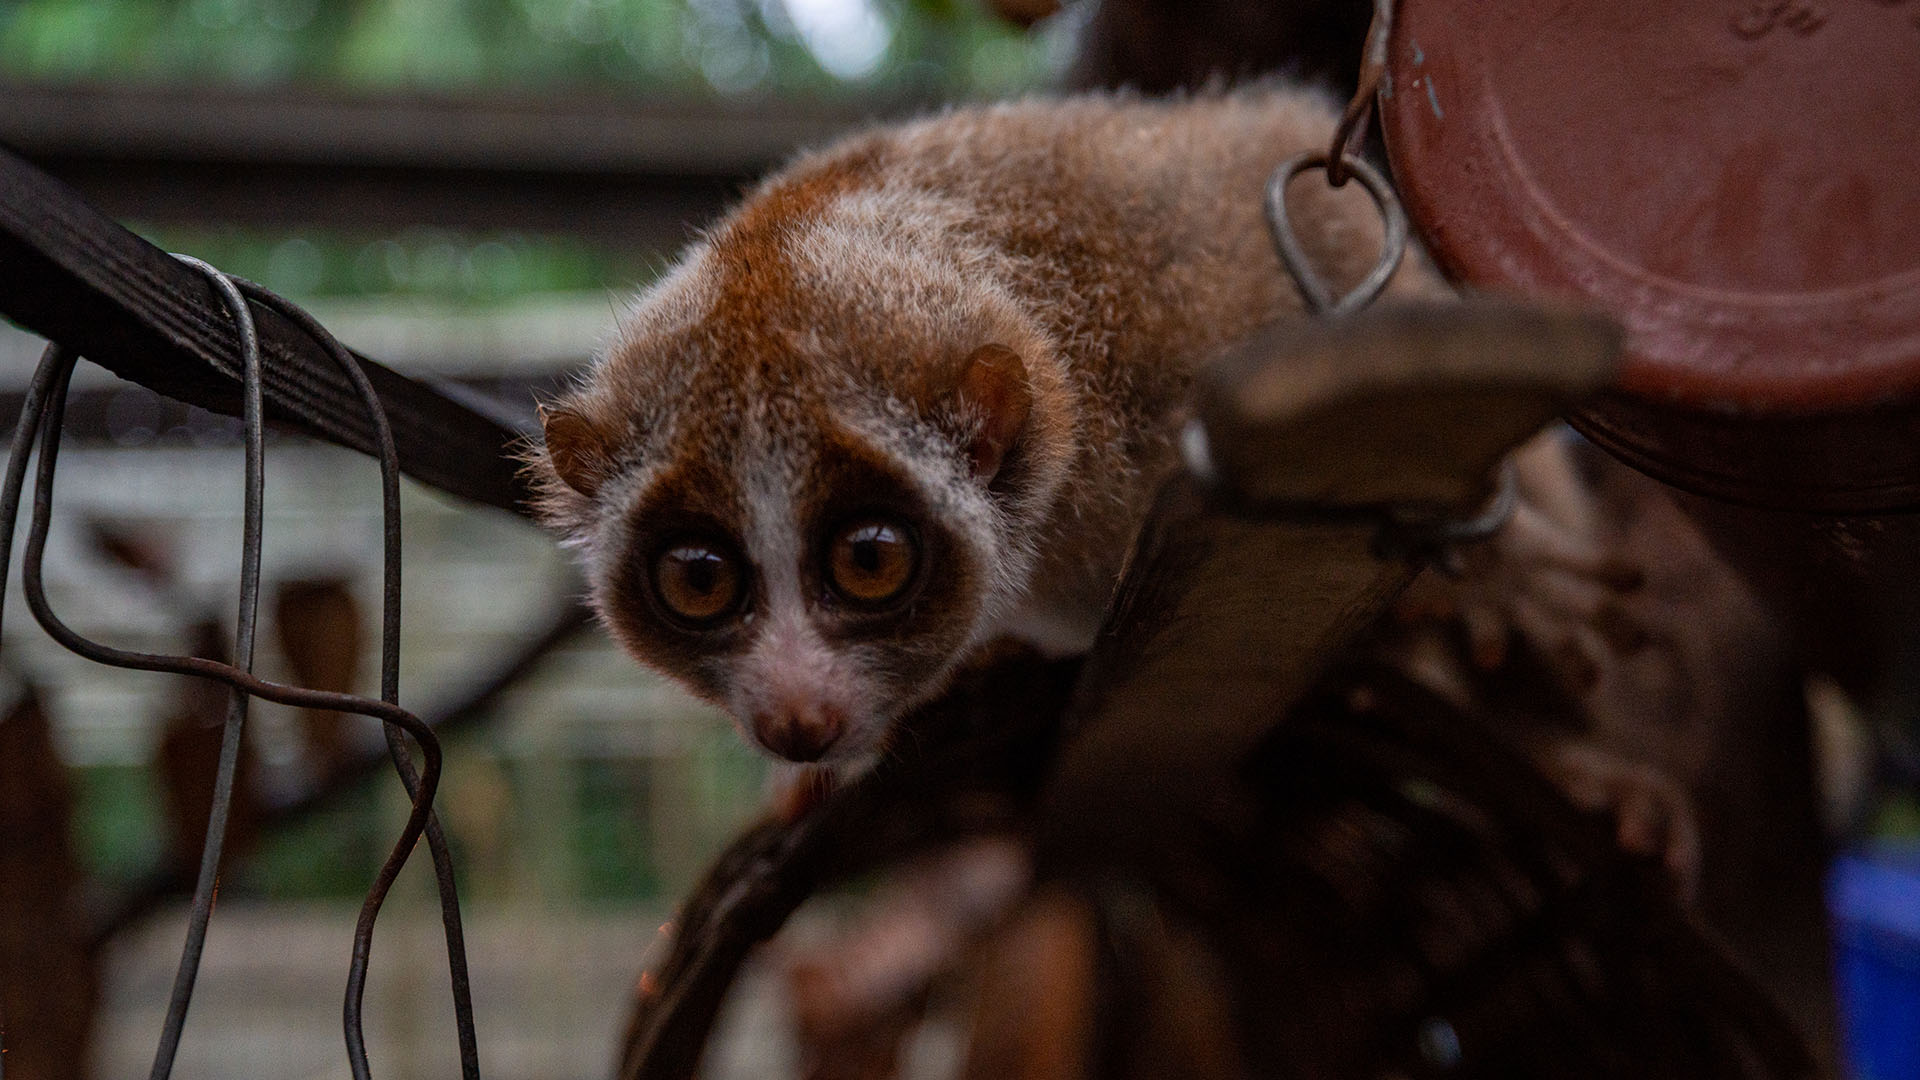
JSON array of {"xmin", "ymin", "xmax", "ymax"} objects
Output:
[
  {"xmin": 527, "ymin": 89, "xmax": 1441, "ymax": 768},
  {"xmin": 596, "ymin": 405, "xmax": 1008, "ymax": 765},
  {"xmin": 534, "ymin": 171, "xmax": 1057, "ymax": 766}
]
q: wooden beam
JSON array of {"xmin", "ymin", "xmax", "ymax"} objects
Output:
[
  {"xmin": 0, "ymin": 82, "xmax": 910, "ymax": 241},
  {"xmin": 0, "ymin": 143, "xmax": 532, "ymax": 512}
]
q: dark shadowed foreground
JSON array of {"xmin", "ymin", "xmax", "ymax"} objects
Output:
[{"xmin": 618, "ymin": 303, "xmax": 1818, "ymax": 1080}]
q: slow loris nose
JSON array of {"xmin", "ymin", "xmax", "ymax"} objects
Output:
[{"xmin": 753, "ymin": 698, "xmax": 846, "ymax": 762}]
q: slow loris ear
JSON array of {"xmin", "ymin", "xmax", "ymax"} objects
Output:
[
  {"xmin": 538, "ymin": 404, "xmax": 615, "ymax": 498},
  {"xmin": 956, "ymin": 344, "xmax": 1031, "ymax": 483}
]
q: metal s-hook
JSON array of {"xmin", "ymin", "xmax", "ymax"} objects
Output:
[{"xmin": 1264, "ymin": 150, "xmax": 1410, "ymax": 318}]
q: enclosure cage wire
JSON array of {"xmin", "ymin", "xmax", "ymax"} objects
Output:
[{"xmin": 0, "ymin": 256, "xmax": 483, "ymax": 1080}]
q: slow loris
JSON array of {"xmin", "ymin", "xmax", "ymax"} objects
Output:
[{"xmin": 527, "ymin": 87, "xmax": 1436, "ymax": 768}]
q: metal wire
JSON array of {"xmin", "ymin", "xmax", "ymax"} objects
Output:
[
  {"xmin": 0, "ymin": 260, "xmax": 481, "ymax": 1079},
  {"xmin": 148, "ymin": 257, "xmax": 264, "ymax": 1080},
  {"xmin": 1264, "ymin": 0, "xmax": 1405, "ymax": 319},
  {"xmin": 1264, "ymin": 150, "xmax": 1410, "ymax": 319},
  {"xmin": 247, "ymin": 281, "xmax": 483, "ymax": 1080},
  {"xmin": 1325, "ymin": 0, "xmax": 1396, "ymax": 187},
  {"xmin": 1250, "ymin": 36, "xmax": 1511, "ymax": 566}
]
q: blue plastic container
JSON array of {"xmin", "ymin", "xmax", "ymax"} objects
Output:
[{"xmin": 1832, "ymin": 850, "xmax": 1920, "ymax": 1080}]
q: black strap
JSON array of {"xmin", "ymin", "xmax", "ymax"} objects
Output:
[{"xmin": 0, "ymin": 142, "xmax": 533, "ymax": 515}]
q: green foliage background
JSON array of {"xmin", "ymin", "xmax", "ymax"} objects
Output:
[{"xmin": 0, "ymin": 0, "xmax": 1064, "ymax": 98}]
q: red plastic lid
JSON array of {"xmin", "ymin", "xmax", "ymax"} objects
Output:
[{"xmin": 1380, "ymin": 1, "xmax": 1920, "ymax": 412}]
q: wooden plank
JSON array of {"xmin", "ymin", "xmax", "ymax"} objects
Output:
[
  {"xmin": 0, "ymin": 82, "xmax": 899, "ymax": 240},
  {"xmin": 0, "ymin": 144, "xmax": 532, "ymax": 513},
  {"xmin": 1046, "ymin": 301, "xmax": 1623, "ymax": 869}
]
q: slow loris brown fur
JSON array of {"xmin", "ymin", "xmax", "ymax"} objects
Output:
[{"xmin": 527, "ymin": 87, "xmax": 1439, "ymax": 767}]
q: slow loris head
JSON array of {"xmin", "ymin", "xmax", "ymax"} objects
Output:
[{"xmin": 528, "ymin": 153, "xmax": 1073, "ymax": 769}]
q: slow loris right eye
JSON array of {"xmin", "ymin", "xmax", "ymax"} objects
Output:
[{"xmin": 653, "ymin": 543, "xmax": 744, "ymax": 625}]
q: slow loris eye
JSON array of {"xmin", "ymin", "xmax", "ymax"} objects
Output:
[
  {"xmin": 653, "ymin": 542, "xmax": 744, "ymax": 626},
  {"xmin": 827, "ymin": 519, "xmax": 919, "ymax": 607}
]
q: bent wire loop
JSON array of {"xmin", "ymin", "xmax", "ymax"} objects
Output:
[{"xmin": 0, "ymin": 256, "xmax": 481, "ymax": 1080}]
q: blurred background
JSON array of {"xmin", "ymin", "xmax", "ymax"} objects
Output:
[
  {"xmin": 0, "ymin": 2, "xmax": 1077, "ymax": 1077},
  {"xmin": 4, "ymin": 2, "xmax": 1918, "ymax": 1079}
]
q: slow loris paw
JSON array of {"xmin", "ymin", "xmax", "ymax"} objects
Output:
[
  {"xmin": 1537, "ymin": 741, "xmax": 1701, "ymax": 903},
  {"xmin": 780, "ymin": 838, "xmax": 1033, "ymax": 1078},
  {"xmin": 1398, "ymin": 429, "xmax": 1653, "ymax": 688}
]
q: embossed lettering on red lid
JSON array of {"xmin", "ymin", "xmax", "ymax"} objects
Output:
[{"xmin": 1379, "ymin": 0, "xmax": 1920, "ymax": 412}]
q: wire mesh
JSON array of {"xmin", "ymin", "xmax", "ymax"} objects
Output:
[{"xmin": 0, "ymin": 256, "xmax": 482, "ymax": 1080}]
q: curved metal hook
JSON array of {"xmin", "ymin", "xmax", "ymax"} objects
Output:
[{"xmin": 1265, "ymin": 150, "xmax": 1410, "ymax": 318}]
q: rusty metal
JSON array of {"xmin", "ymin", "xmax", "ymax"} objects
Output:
[
  {"xmin": 1377, "ymin": 0, "xmax": 1920, "ymax": 511},
  {"xmin": 0, "ymin": 261, "xmax": 482, "ymax": 1079},
  {"xmin": 1325, "ymin": 0, "xmax": 1394, "ymax": 186}
]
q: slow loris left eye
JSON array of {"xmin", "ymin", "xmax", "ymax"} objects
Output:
[
  {"xmin": 827, "ymin": 519, "xmax": 918, "ymax": 607},
  {"xmin": 654, "ymin": 542, "xmax": 744, "ymax": 626}
]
